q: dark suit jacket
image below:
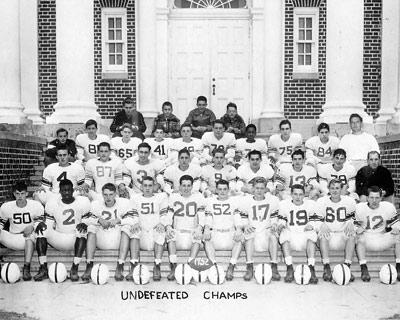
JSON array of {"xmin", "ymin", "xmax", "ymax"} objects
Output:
[{"xmin": 110, "ymin": 109, "xmax": 147, "ymax": 138}]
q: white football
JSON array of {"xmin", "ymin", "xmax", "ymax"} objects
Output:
[
  {"xmin": 208, "ymin": 264, "xmax": 225, "ymax": 285},
  {"xmin": 191, "ymin": 268, "xmax": 209, "ymax": 283},
  {"xmin": 175, "ymin": 263, "xmax": 193, "ymax": 285},
  {"xmin": 48, "ymin": 262, "xmax": 67, "ymax": 283},
  {"xmin": 1, "ymin": 262, "xmax": 20, "ymax": 284},
  {"xmin": 133, "ymin": 264, "xmax": 150, "ymax": 285},
  {"xmin": 294, "ymin": 264, "xmax": 311, "ymax": 285},
  {"xmin": 254, "ymin": 264, "xmax": 273, "ymax": 285},
  {"xmin": 91, "ymin": 263, "xmax": 109, "ymax": 285},
  {"xmin": 332, "ymin": 264, "xmax": 351, "ymax": 286},
  {"xmin": 379, "ymin": 264, "xmax": 397, "ymax": 285}
]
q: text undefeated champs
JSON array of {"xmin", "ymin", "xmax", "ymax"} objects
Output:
[{"xmin": 121, "ymin": 290, "xmax": 247, "ymax": 300}]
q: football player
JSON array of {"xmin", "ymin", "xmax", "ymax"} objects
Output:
[
  {"xmin": 267, "ymin": 119, "xmax": 303, "ymax": 166},
  {"xmin": 144, "ymin": 127, "xmax": 173, "ymax": 163},
  {"xmin": 34, "ymin": 179, "xmax": 90, "ymax": 281},
  {"xmin": 111, "ymin": 124, "xmax": 142, "ymax": 162},
  {"xmin": 277, "ymin": 184, "xmax": 319, "ymax": 283},
  {"xmin": 165, "ymin": 175, "xmax": 206, "ymax": 280},
  {"xmin": 229, "ymin": 178, "xmax": 281, "ymax": 281},
  {"xmin": 169, "ymin": 124, "xmax": 204, "ymax": 166},
  {"xmin": 0, "ymin": 182, "xmax": 44, "ymax": 280},
  {"xmin": 235, "ymin": 124, "xmax": 268, "ymax": 167},
  {"xmin": 315, "ymin": 179, "xmax": 357, "ymax": 281},
  {"xmin": 80, "ymin": 183, "xmax": 136, "ymax": 282},
  {"xmin": 354, "ymin": 186, "xmax": 400, "ymax": 281},
  {"xmin": 76, "ymin": 119, "xmax": 110, "ymax": 164}
]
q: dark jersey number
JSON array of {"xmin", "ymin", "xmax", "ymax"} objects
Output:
[{"xmin": 13, "ymin": 212, "xmax": 32, "ymax": 224}]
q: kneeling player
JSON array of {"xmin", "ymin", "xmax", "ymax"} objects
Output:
[
  {"xmin": 34, "ymin": 179, "xmax": 90, "ymax": 281},
  {"xmin": 278, "ymin": 184, "xmax": 319, "ymax": 283},
  {"xmin": 355, "ymin": 186, "xmax": 400, "ymax": 281},
  {"xmin": 80, "ymin": 183, "xmax": 135, "ymax": 281},
  {"xmin": 116, "ymin": 177, "xmax": 168, "ymax": 281},
  {"xmin": 230, "ymin": 178, "xmax": 281, "ymax": 281},
  {"xmin": 316, "ymin": 179, "xmax": 356, "ymax": 281},
  {"xmin": 166, "ymin": 175, "xmax": 206, "ymax": 280},
  {"xmin": 203, "ymin": 179, "xmax": 242, "ymax": 279},
  {"xmin": 0, "ymin": 182, "xmax": 44, "ymax": 280}
]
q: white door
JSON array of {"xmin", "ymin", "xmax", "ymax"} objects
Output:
[{"xmin": 169, "ymin": 18, "xmax": 250, "ymax": 123}]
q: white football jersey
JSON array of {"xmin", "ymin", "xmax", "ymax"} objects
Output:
[
  {"xmin": 318, "ymin": 163, "xmax": 356, "ymax": 194},
  {"xmin": 278, "ymin": 199, "xmax": 316, "ymax": 232},
  {"xmin": 84, "ymin": 158, "xmax": 124, "ymax": 193},
  {"xmin": 75, "ymin": 133, "xmax": 110, "ymax": 161},
  {"xmin": 268, "ymin": 133, "xmax": 303, "ymax": 163},
  {"xmin": 201, "ymin": 132, "xmax": 236, "ymax": 156},
  {"xmin": 275, "ymin": 163, "xmax": 318, "ymax": 191},
  {"xmin": 133, "ymin": 193, "xmax": 169, "ymax": 228},
  {"xmin": 45, "ymin": 196, "xmax": 90, "ymax": 233},
  {"xmin": 144, "ymin": 137, "xmax": 173, "ymax": 160},
  {"xmin": 236, "ymin": 163, "xmax": 274, "ymax": 184},
  {"xmin": 339, "ymin": 132, "xmax": 379, "ymax": 161},
  {"xmin": 163, "ymin": 163, "xmax": 202, "ymax": 192},
  {"xmin": 169, "ymin": 138, "xmax": 204, "ymax": 157},
  {"xmin": 167, "ymin": 193, "xmax": 206, "ymax": 230},
  {"xmin": 236, "ymin": 138, "xmax": 268, "ymax": 159},
  {"xmin": 0, "ymin": 200, "xmax": 44, "ymax": 234},
  {"xmin": 305, "ymin": 136, "xmax": 340, "ymax": 165},
  {"xmin": 42, "ymin": 162, "xmax": 85, "ymax": 194},
  {"xmin": 111, "ymin": 137, "xmax": 142, "ymax": 161},
  {"xmin": 205, "ymin": 196, "xmax": 241, "ymax": 230},
  {"xmin": 315, "ymin": 195, "xmax": 356, "ymax": 232},
  {"xmin": 201, "ymin": 165, "xmax": 237, "ymax": 189},
  {"xmin": 355, "ymin": 202, "xmax": 399, "ymax": 234},
  {"xmin": 123, "ymin": 158, "xmax": 165, "ymax": 193}
]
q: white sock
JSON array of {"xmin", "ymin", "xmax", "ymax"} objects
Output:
[
  {"xmin": 39, "ymin": 256, "xmax": 47, "ymax": 264},
  {"xmin": 308, "ymin": 258, "xmax": 315, "ymax": 266},
  {"xmin": 118, "ymin": 259, "xmax": 125, "ymax": 265},
  {"xmin": 344, "ymin": 260, "xmax": 352, "ymax": 265},
  {"xmin": 154, "ymin": 259, "xmax": 162, "ymax": 265},
  {"xmin": 359, "ymin": 260, "xmax": 367, "ymax": 265},
  {"xmin": 229, "ymin": 258, "xmax": 237, "ymax": 265},
  {"xmin": 169, "ymin": 254, "xmax": 177, "ymax": 263},
  {"xmin": 322, "ymin": 258, "xmax": 330, "ymax": 265},
  {"xmin": 285, "ymin": 256, "xmax": 292, "ymax": 265},
  {"xmin": 73, "ymin": 257, "xmax": 82, "ymax": 265},
  {"xmin": 130, "ymin": 259, "xmax": 138, "ymax": 264},
  {"xmin": 396, "ymin": 258, "xmax": 400, "ymax": 264},
  {"xmin": 187, "ymin": 257, "xmax": 194, "ymax": 264}
]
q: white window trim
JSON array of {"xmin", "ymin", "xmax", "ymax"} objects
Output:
[
  {"xmin": 293, "ymin": 7, "xmax": 319, "ymax": 77},
  {"xmin": 101, "ymin": 7, "xmax": 128, "ymax": 78}
]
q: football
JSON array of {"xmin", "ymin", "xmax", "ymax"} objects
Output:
[
  {"xmin": 175, "ymin": 263, "xmax": 193, "ymax": 285},
  {"xmin": 48, "ymin": 262, "xmax": 67, "ymax": 283},
  {"xmin": 332, "ymin": 264, "xmax": 351, "ymax": 286},
  {"xmin": 379, "ymin": 264, "xmax": 397, "ymax": 285},
  {"xmin": 294, "ymin": 264, "xmax": 311, "ymax": 285},
  {"xmin": 133, "ymin": 264, "xmax": 150, "ymax": 285},
  {"xmin": 254, "ymin": 264, "xmax": 273, "ymax": 285},
  {"xmin": 208, "ymin": 264, "xmax": 225, "ymax": 285},
  {"xmin": 91, "ymin": 263, "xmax": 109, "ymax": 285},
  {"xmin": 1, "ymin": 262, "xmax": 20, "ymax": 284},
  {"xmin": 191, "ymin": 268, "xmax": 209, "ymax": 283},
  {"xmin": 188, "ymin": 257, "xmax": 214, "ymax": 272}
]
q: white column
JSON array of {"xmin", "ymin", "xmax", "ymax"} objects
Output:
[
  {"xmin": 20, "ymin": 0, "xmax": 44, "ymax": 124},
  {"xmin": 156, "ymin": 0, "xmax": 169, "ymax": 111},
  {"xmin": 0, "ymin": 0, "xmax": 27, "ymax": 124},
  {"xmin": 319, "ymin": 0, "xmax": 372, "ymax": 124},
  {"xmin": 46, "ymin": 0, "xmax": 100, "ymax": 124},
  {"xmin": 260, "ymin": 0, "xmax": 284, "ymax": 119},
  {"xmin": 137, "ymin": 0, "xmax": 158, "ymax": 118}
]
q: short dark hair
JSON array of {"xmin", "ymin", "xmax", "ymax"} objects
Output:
[
  {"xmin": 59, "ymin": 179, "xmax": 73, "ymax": 189},
  {"xmin": 212, "ymin": 147, "xmax": 226, "ymax": 157},
  {"xmin": 142, "ymin": 176, "xmax": 154, "ymax": 184},
  {"xmin": 123, "ymin": 96, "xmax": 134, "ymax": 105},
  {"xmin": 120, "ymin": 124, "xmax": 134, "ymax": 132},
  {"xmin": 102, "ymin": 183, "xmax": 116, "ymax": 192},
  {"xmin": 367, "ymin": 185, "xmax": 382, "ymax": 196},
  {"xmin": 13, "ymin": 181, "xmax": 28, "ymax": 193},
  {"xmin": 349, "ymin": 113, "xmax": 363, "ymax": 123},
  {"xmin": 317, "ymin": 123, "xmax": 330, "ymax": 132},
  {"xmin": 178, "ymin": 148, "xmax": 190, "ymax": 158},
  {"xmin": 180, "ymin": 174, "xmax": 193, "ymax": 185},
  {"xmin": 162, "ymin": 101, "xmax": 172, "ymax": 109},
  {"xmin": 291, "ymin": 149, "xmax": 305, "ymax": 159},
  {"xmin": 367, "ymin": 150, "xmax": 380, "ymax": 160},
  {"xmin": 213, "ymin": 119, "xmax": 226, "ymax": 129},
  {"xmin": 248, "ymin": 150, "xmax": 262, "ymax": 160},
  {"xmin": 291, "ymin": 184, "xmax": 305, "ymax": 193},
  {"xmin": 216, "ymin": 179, "xmax": 229, "ymax": 188},
  {"xmin": 56, "ymin": 145, "xmax": 69, "ymax": 153},
  {"xmin": 56, "ymin": 128, "xmax": 68, "ymax": 136},
  {"xmin": 252, "ymin": 177, "xmax": 268, "ymax": 186},
  {"xmin": 333, "ymin": 148, "xmax": 346, "ymax": 158},
  {"xmin": 197, "ymin": 96, "xmax": 207, "ymax": 104},
  {"xmin": 180, "ymin": 124, "xmax": 192, "ymax": 132},
  {"xmin": 279, "ymin": 119, "xmax": 291, "ymax": 130},
  {"xmin": 138, "ymin": 142, "xmax": 151, "ymax": 151},
  {"xmin": 98, "ymin": 142, "xmax": 111, "ymax": 151},
  {"xmin": 85, "ymin": 119, "xmax": 98, "ymax": 129},
  {"xmin": 328, "ymin": 178, "xmax": 342, "ymax": 189},
  {"xmin": 246, "ymin": 124, "xmax": 257, "ymax": 132},
  {"xmin": 226, "ymin": 102, "xmax": 237, "ymax": 110}
]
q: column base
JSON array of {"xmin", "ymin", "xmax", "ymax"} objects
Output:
[
  {"xmin": 25, "ymin": 110, "xmax": 45, "ymax": 124},
  {"xmin": 0, "ymin": 103, "xmax": 29, "ymax": 124},
  {"xmin": 46, "ymin": 101, "xmax": 101, "ymax": 124},
  {"xmin": 319, "ymin": 102, "xmax": 373, "ymax": 124}
]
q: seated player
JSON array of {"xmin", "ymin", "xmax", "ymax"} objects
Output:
[
  {"xmin": 80, "ymin": 183, "xmax": 136, "ymax": 282},
  {"xmin": 45, "ymin": 128, "xmax": 77, "ymax": 166},
  {"xmin": 267, "ymin": 119, "xmax": 303, "ymax": 166},
  {"xmin": 318, "ymin": 148, "xmax": 356, "ymax": 198},
  {"xmin": 236, "ymin": 150, "xmax": 274, "ymax": 194},
  {"xmin": 229, "ymin": 178, "xmax": 281, "ymax": 281},
  {"xmin": 203, "ymin": 180, "xmax": 242, "ymax": 277},
  {"xmin": 169, "ymin": 124, "xmax": 204, "ymax": 166},
  {"xmin": 277, "ymin": 184, "xmax": 319, "ymax": 283},
  {"xmin": 201, "ymin": 119, "xmax": 236, "ymax": 164},
  {"xmin": 235, "ymin": 124, "xmax": 268, "ymax": 168},
  {"xmin": 118, "ymin": 177, "xmax": 168, "ymax": 281},
  {"xmin": 200, "ymin": 148, "xmax": 237, "ymax": 197},
  {"xmin": 354, "ymin": 186, "xmax": 400, "ymax": 281},
  {"xmin": 163, "ymin": 148, "xmax": 202, "ymax": 195},
  {"xmin": 76, "ymin": 119, "xmax": 110, "ymax": 165},
  {"xmin": 34, "ymin": 145, "xmax": 85, "ymax": 204},
  {"xmin": 122, "ymin": 142, "xmax": 165, "ymax": 194},
  {"xmin": 165, "ymin": 175, "xmax": 206, "ymax": 280},
  {"xmin": 84, "ymin": 142, "xmax": 125, "ymax": 200},
  {"xmin": 144, "ymin": 127, "xmax": 173, "ymax": 164},
  {"xmin": 274, "ymin": 150, "xmax": 319, "ymax": 200},
  {"xmin": 305, "ymin": 123, "xmax": 340, "ymax": 170},
  {"xmin": 315, "ymin": 179, "xmax": 357, "ymax": 281},
  {"xmin": 0, "ymin": 182, "xmax": 44, "ymax": 280},
  {"xmin": 34, "ymin": 179, "xmax": 90, "ymax": 281},
  {"xmin": 111, "ymin": 124, "xmax": 142, "ymax": 162}
]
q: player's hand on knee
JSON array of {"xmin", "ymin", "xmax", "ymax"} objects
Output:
[
  {"xmin": 130, "ymin": 223, "xmax": 141, "ymax": 235},
  {"xmin": 165, "ymin": 226, "xmax": 175, "ymax": 241},
  {"xmin": 203, "ymin": 226, "xmax": 212, "ymax": 241},
  {"xmin": 192, "ymin": 227, "xmax": 203, "ymax": 241},
  {"xmin": 109, "ymin": 219, "xmax": 120, "ymax": 228},
  {"xmin": 233, "ymin": 229, "xmax": 244, "ymax": 242},
  {"xmin": 154, "ymin": 223, "xmax": 165, "ymax": 234},
  {"xmin": 118, "ymin": 184, "xmax": 130, "ymax": 199},
  {"xmin": 390, "ymin": 228, "xmax": 400, "ymax": 236},
  {"xmin": 76, "ymin": 223, "xmax": 88, "ymax": 233},
  {"xmin": 244, "ymin": 224, "xmax": 255, "ymax": 235},
  {"xmin": 356, "ymin": 226, "xmax": 365, "ymax": 235},
  {"xmin": 318, "ymin": 223, "xmax": 330, "ymax": 239},
  {"xmin": 304, "ymin": 223, "xmax": 314, "ymax": 232},
  {"xmin": 23, "ymin": 225, "xmax": 34, "ymax": 238},
  {"xmin": 99, "ymin": 218, "xmax": 111, "ymax": 229},
  {"xmin": 270, "ymin": 223, "xmax": 279, "ymax": 236},
  {"xmin": 35, "ymin": 222, "xmax": 47, "ymax": 235},
  {"xmin": 344, "ymin": 222, "xmax": 355, "ymax": 237}
]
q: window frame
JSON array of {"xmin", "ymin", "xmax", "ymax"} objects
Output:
[
  {"xmin": 101, "ymin": 7, "xmax": 128, "ymax": 79},
  {"xmin": 293, "ymin": 7, "xmax": 319, "ymax": 79}
]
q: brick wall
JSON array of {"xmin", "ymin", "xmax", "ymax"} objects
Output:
[
  {"xmin": 379, "ymin": 136, "xmax": 400, "ymax": 200},
  {"xmin": 0, "ymin": 133, "xmax": 46, "ymax": 204},
  {"xmin": 363, "ymin": 0, "xmax": 382, "ymax": 118},
  {"xmin": 93, "ymin": 0, "xmax": 136, "ymax": 119},
  {"xmin": 38, "ymin": 0, "xmax": 57, "ymax": 117},
  {"xmin": 283, "ymin": 0, "xmax": 327, "ymax": 119}
]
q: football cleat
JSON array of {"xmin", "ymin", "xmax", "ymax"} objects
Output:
[
  {"xmin": 34, "ymin": 263, "xmax": 48, "ymax": 282},
  {"xmin": 81, "ymin": 262, "xmax": 93, "ymax": 282},
  {"xmin": 243, "ymin": 263, "xmax": 254, "ymax": 281},
  {"xmin": 284, "ymin": 264, "xmax": 294, "ymax": 283},
  {"xmin": 125, "ymin": 262, "xmax": 137, "ymax": 281},
  {"xmin": 69, "ymin": 263, "xmax": 79, "ymax": 282},
  {"xmin": 345, "ymin": 263, "xmax": 355, "ymax": 282},
  {"xmin": 167, "ymin": 263, "xmax": 177, "ymax": 281},
  {"xmin": 309, "ymin": 265, "xmax": 318, "ymax": 284},
  {"xmin": 225, "ymin": 263, "xmax": 235, "ymax": 281},
  {"xmin": 153, "ymin": 263, "xmax": 161, "ymax": 281},
  {"xmin": 114, "ymin": 262, "xmax": 125, "ymax": 281},
  {"xmin": 360, "ymin": 264, "xmax": 371, "ymax": 282},
  {"xmin": 271, "ymin": 263, "xmax": 281, "ymax": 281},
  {"xmin": 323, "ymin": 264, "xmax": 332, "ymax": 282},
  {"xmin": 22, "ymin": 264, "xmax": 32, "ymax": 281}
]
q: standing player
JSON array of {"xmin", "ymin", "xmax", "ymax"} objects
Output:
[
  {"xmin": 315, "ymin": 179, "xmax": 357, "ymax": 281},
  {"xmin": 34, "ymin": 179, "xmax": 91, "ymax": 281},
  {"xmin": 144, "ymin": 127, "xmax": 173, "ymax": 163},
  {"xmin": 76, "ymin": 119, "xmax": 110, "ymax": 164},
  {"xmin": 80, "ymin": 183, "xmax": 136, "ymax": 282},
  {"xmin": 277, "ymin": 184, "xmax": 320, "ymax": 283},
  {"xmin": 354, "ymin": 186, "xmax": 400, "ymax": 281},
  {"xmin": 268, "ymin": 119, "xmax": 303, "ymax": 166},
  {"xmin": 111, "ymin": 124, "xmax": 142, "ymax": 162},
  {"xmin": 165, "ymin": 175, "xmax": 206, "ymax": 280},
  {"xmin": 35, "ymin": 145, "xmax": 85, "ymax": 204},
  {"xmin": 305, "ymin": 123, "xmax": 340, "ymax": 170},
  {"xmin": 0, "ymin": 182, "xmax": 44, "ymax": 280},
  {"xmin": 169, "ymin": 124, "xmax": 204, "ymax": 165},
  {"xmin": 235, "ymin": 124, "xmax": 269, "ymax": 166},
  {"xmin": 228, "ymin": 178, "xmax": 281, "ymax": 281}
]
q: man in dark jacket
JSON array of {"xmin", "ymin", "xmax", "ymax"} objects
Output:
[
  {"xmin": 151, "ymin": 101, "xmax": 181, "ymax": 138},
  {"xmin": 220, "ymin": 102, "xmax": 246, "ymax": 139},
  {"xmin": 183, "ymin": 96, "xmax": 216, "ymax": 139},
  {"xmin": 110, "ymin": 97, "xmax": 146, "ymax": 139},
  {"xmin": 356, "ymin": 151, "xmax": 394, "ymax": 203},
  {"xmin": 45, "ymin": 128, "xmax": 77, "ymax": 166}
]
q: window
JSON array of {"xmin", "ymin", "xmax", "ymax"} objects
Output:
[
  {"xmin": 101, "ymin": 8, "xmax": 128, "ymax": 79},
  {"xmin": 293, "ymin": 7, "xmax": 319, "ymax": 78},
  {"xmin": 173, "ymin": 0, "xmax": 247, "ymax": 8}
]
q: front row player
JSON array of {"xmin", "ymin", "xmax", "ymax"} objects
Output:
[
  {"xmin": 34, "ymin": 179, "xmax": 91, "ymax": 281},
  {"xmin": 0, "ymin": 182, "xmax": 44, "ymax": 280},
  {"xmin": 355, "ymin": 186, "xmax": 400, "ymax": 281}
]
